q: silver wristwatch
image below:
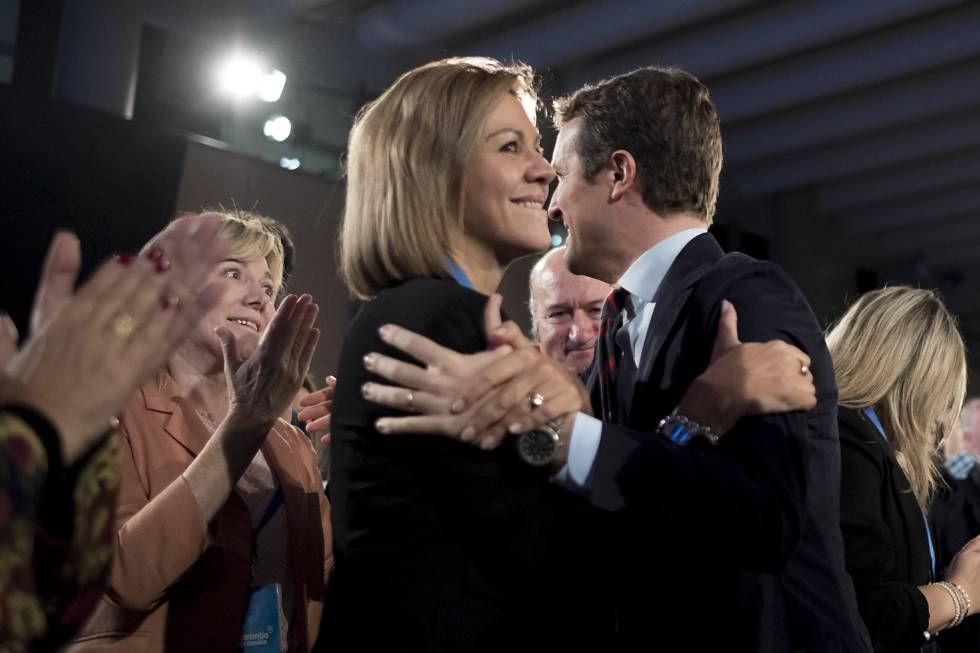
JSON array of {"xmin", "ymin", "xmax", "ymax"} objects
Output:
[
  {"xmin": 516, "ymin": 420, "xmax": 563, "ymax": 466},
  {"xmin": 656, "ymin": 414, "xmax": 719, "ymax": 447}
]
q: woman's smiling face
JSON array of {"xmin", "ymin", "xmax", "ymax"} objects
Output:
[
  {"xmin": 461, "ymin": 91, "xmax": 556, "ymax": 266},
  {"xmin": 189, "ymin": 256, "xmax": 277, "ymax": 362}
]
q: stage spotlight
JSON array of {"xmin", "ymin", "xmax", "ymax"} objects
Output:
[
  {"xmin": 259, "ymin": 70, "xmax": 287, "ymax": 102},
  {"xmin": 279, "ymin": 157, "xmax": 301, "ymax": 170},
  {"xmin": 217, "ymin": 54, "xmax": 264, "ymax": 98},
  {"xmin": 263, "ymin": 115, "xmax": 292, "ymax": 142}
]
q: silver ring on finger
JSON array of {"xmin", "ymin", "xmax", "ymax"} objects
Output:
[
  {"xmin": 406, "ymin": 390, "xmax": 415, "ymax": 413},
  {"xmin": 529, "ymin": 392, "xmax": 545, "ymax": 409}
]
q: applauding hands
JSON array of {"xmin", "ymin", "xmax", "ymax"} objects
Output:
[{"xmin": 1, "ymin": 216, "xmax": 229, "ymax": 464}]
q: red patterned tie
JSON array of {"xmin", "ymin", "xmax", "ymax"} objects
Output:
[{"xmin": 597, "ymin": 287, "xmax": 631, "ymax": 422}]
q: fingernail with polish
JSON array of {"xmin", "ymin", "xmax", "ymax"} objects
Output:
[
  {"xmin": 0, "ymin": 312, "xmax": 17, "ymax": 341},
  {"xmin": 114, "ymin": 253, "xmax": 134, "ymax": 266},
  {"xmin": 363, "ymin": 353, "xmax": 375, "ymax": 368},
  {"xmin": 460, "ymin": 426, "xmax": 475, "ymax": 442},
  {"xmin": 146, "ymin": 246, "xmax": 164, "ymax": 261},
  {"xmin": 155, "ymin": 256, "xmax": 171, "ymax": 273},
  {"xmin": 361, "ymin": 383, "xmax": 373, "ymax": 399},
  {"xmin": 375, "ymin": 419, "xmax": 388, "ymax": 434},
  {"xmin": 508, "ymin": 422, "xmax": 522, "ymax": 434}
]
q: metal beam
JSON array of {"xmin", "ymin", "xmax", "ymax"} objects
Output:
[
  {"xmin": 563, "ymin": 0, "xmax": 956, "ymax": 89},
  {"xmin": 842, "ymin": 182, "xmax": 980, "ymax": 234},
  {"xmin": 816, "ymin": 149, "xmax": 980, "ymax": 214},
  {"xmin": 710, "ymin": 2, "xmax": 980, "ymax": 124},
  {"xmin": 725, "ymin": 57, "xmax": 980, "ymax": 166},
  {"xmin": 469, "ymin": 0, "xmax": 751, "ymax": 70},
  {"xmin": 874, "ymin": 212, "xmax": 980, "ymax": 258},
  {"xmin": 730, "ymin": 106, "xmax": 980, "ymax": 196},
  {"xmin": 355, "ymin": 0, "xmax": 545, "ymax": 52}
]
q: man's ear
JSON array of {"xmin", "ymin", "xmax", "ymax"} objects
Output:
[{"xmin": 608, "ymin": 150, "xmax": 639, "ymax": 202}]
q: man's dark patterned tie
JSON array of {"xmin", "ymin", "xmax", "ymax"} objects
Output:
[{"xmin": 596, "ymin": 287, "xmax": 633, "ymax": 422}]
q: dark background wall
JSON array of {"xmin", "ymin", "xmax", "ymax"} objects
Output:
[{"xmin": 0, "ymin": 83, "xmax": 186, "ymax": 332}]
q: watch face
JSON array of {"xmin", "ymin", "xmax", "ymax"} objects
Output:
[{"xmin": 518, "ymin": 429, "xmax": 557, "ymax": 466}]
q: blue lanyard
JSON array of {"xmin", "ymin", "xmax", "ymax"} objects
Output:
[
  {"xmin": 445, "ymin": 258, "xmax": 474, "ymax": 289},
  {"xmin": 861, "ymin": 407, "xmax": 937, "ymax": 581},
  {"xmin": 256, "ymin": 486, "xmax": 284, "ymax": 534}
]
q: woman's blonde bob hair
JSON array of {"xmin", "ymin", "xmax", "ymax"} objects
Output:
[
  {"xmin": 151, "ymin": 209, "xmax": 287, "ymax": 296},
  {"xmin": 826, "ymin": 286, "xmax": 966, "ymax": 510},
  {"xmin": 340, "ymin": 57, "xmax": 537, "ymax": 299}
]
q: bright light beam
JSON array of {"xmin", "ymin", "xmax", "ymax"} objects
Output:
[
  {"xmin": 217, "ymin": 54, "xmax": 265, "ymax": 98},
  {"xmin": 264, "ymin": 115, "xmax": 292, "ymax": 142},
  {"xmin": 259, "ymin": 70, "xmax": 287, "ymax": 102}
]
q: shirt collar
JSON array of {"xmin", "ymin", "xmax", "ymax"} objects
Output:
[
  {"xmin": 617, "ymin": 227, "xmax": 707, "ymax": 306},
  {"xmin": 445, "ymin": 258, "xmax": 474, "ymax": 289}
]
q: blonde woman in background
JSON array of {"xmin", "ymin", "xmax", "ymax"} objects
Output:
[
  {"xmin": 69, "ymin": 211, "xmax": 331, "ymax": 653},
  {"xmin": 829, "ymin": 286, "xmax": 980, "ymax": 652}
]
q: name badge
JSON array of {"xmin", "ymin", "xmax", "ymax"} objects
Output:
[{"xmin": 241, "ymin": 583, "xmax": 285, "ymax": 652}]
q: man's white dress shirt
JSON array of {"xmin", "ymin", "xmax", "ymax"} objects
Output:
[{"xmin": 558, "ymin": 227, "xmax": 707, "ymax": 489}]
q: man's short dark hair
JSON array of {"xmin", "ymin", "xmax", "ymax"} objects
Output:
[{"xmin": 553, "ymin": 66, "xmax": 723, "ymax": 224}]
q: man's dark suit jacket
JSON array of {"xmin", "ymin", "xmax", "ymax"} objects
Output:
[
  {"xmin": 324, "ymin": 278, "xmax": 604, "ymax": 652},
  {"xmin": 586, "ymin": 233, "xmax": 871, "ymax": 652},
  {"xmin": 933, "ymin": 464, "xmax": 980, "ymax": 653},
  {"xmin": 838, "ymin": 406, "xmax": 931, "ymax": 653}
]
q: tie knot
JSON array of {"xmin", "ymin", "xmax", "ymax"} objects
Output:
[{"xmin": 602, "ymin": 287, "xmax": 633, "ymax": 321}]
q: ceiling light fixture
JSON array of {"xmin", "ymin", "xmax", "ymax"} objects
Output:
[
  {"xmin": 216, "ymin": 53, "xmax": 286, "ymax": 102},
  {"xmin": 263, "ymin": 115, "xmax": 292, "ymax": 142}
]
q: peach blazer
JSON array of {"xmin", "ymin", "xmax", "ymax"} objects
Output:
[{"xmin": 68, "ymin": 372, "xmax": 333, "ymax": 653}]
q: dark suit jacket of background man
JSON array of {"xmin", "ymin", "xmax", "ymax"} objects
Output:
[
  {"xmin": 585, "ymin": 233, "xmax": 871, "ymax": 652},
  {"xmin": 324, "ymin": 278, "xmax": 607, "ymax": 653},
  {"xmin": 933, "ymin": 464, "xmax": 980, "ymax": 653}
]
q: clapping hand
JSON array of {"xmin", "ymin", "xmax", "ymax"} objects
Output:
[
  {"xmin": 1, "ymin": 216, "xmax": 230, "ymax": 464},
  {"xmin": 946, "ymin": 534, "xmax": 980, "ymax": 618},
  {"xmin": 217, "ymin": 294, "xmax": 320, "ymax": 430},
  {"xmin": 297, "ymin": 375, "xmax": 336, "ymax": 444}
]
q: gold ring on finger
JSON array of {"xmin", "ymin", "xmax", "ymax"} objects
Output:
[
  {"xmin": 110, "ymin": 313, "xmax": 137, "ymax": 341},
  {"xmin": 529, "ymin": 392, "xmax": 545, "ymax": 409}
]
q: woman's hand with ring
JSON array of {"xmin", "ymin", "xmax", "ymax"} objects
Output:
[{"xmin": 1, "ymin": 216, "xmax": 231, "ymax": 464}]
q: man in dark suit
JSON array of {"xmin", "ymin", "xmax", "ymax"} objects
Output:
[
  {"xmin": 366, "ymin": 66, "xmax": 871, "ymax": 652},
  {"xmin": 533, "ymin": 66, "xmax": 870, "ymax": 651}
]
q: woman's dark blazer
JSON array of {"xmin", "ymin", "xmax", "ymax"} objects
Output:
[
  {"xmin": 324, "ymin": 278, "xmax": 602, "ymax": 652},
  {"xmin": 839, "ymin": 406, "xmax": 932, "ymax": 652}
]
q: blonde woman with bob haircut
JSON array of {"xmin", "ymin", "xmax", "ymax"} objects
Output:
[
  {"xmin": 340, "ymin": 57, "xmax": 543, "ymax": 297},
  {"xmin": 70, "ymin": 210, "xmax": 332, "ymax": 653},
  {"xmin": 829, "ymin": 286, "xmax": 980, "ymax": 652},
  {"xmin": 329, "ymin": 56, "xmax": 598, "ymax": 652}
]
